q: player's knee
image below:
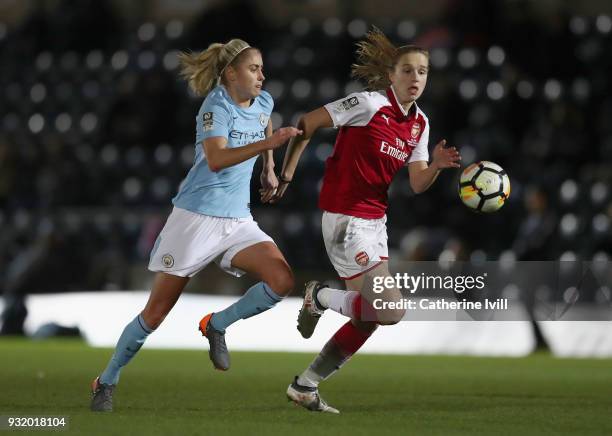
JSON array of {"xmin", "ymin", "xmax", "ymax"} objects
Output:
[
  {"xmin": 364, "ymin": 285, "xmax": 404, "ymax": 325},
  {"xmin": 375, "ymin": 307, "xmax": 405, "ymax": 325},
  {"xmin": 265, "ymin": 268, "xmax": 294, "ymax": 297},
  {"xmin": 351, "ymin": 318, "xmax": 378, "ymax": 333},
  {"xmin": 377, "ymin": 314, "xmax": 402, "ymax": 326}
]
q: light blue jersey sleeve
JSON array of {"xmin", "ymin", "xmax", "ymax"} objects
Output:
[{"xmin": 197, "ymin": 92, "xmax": 232, "ymax": 142}]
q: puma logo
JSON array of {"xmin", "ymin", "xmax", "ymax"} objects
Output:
[{"xmin": 381, "ymin": 114, "xmax": 390, "ymax": 125}]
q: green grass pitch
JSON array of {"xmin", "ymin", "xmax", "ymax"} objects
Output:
[{"xmin": 0, "ymin": 338, "xmax": 610, "ymax": 436}]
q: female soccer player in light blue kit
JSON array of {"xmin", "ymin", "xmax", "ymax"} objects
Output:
[{"xmin": 91, "ymin": 39, "xmax": 302, "ymax": 412}]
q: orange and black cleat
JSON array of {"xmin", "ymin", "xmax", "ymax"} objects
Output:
[
  {"xmin": 199, "ymin": 313, "xmax": 230, "ymax": 371},
  {"xmin": 90, "ymin": 376, "xmax": 115, "ymax": 412}
]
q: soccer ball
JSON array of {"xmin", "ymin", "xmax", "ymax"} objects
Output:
[{"xmin": 458, "ymin": 161, "xmax": 510, "ymax": 213}]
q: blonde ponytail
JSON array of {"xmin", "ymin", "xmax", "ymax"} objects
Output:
[
  {"xmin": 351, "ymin": 27, "xmax": 429, "ymax": 91},
  {"xmin": 178, "ymin": 39, "xmax": 252, "ymax": 97}
]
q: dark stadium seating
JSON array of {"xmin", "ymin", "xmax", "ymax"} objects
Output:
[{"xmin": 0, "ymin": 8, "xmax": 610, "ymax": 292}]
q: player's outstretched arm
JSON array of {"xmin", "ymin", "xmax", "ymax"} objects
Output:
[
  {"xmin": 408, "ymin": 139, "xmax": 461, "ymax": 194},
  {"xmin": 203, "ymin": 126, "xmax": 302, "ymax": 172},
  {"xmin": 272, "ymin": 107, "xmax": 333, "ymax": 202},
  {"xmin": 260, "ymin": 121, "xmax": 279, "ymax": 203}
]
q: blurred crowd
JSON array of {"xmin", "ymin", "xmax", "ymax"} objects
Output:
[{"xmin": 0, "ymin": 0, "xmax": 611, "ymax": 302}]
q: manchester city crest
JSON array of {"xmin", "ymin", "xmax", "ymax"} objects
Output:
[
  {"xmin": 259, "ymin": 113, "xmax": 268, "ymax": 127},
  {"xmin": 162, "ymin": 254, "xmax": 174, "ymax": 268}
]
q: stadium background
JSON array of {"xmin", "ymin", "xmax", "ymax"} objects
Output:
[
  {"xmin": 1, "ymin": 2, "xmax": 611, "ymax": 434},
  {"xmin": 0, "ymin": 0, "xmax": 611, "ymax": 331}
]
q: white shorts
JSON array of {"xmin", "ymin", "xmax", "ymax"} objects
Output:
[
  {"xmin": 321, "ymin": 211, "xmax": 388, "ymax": 280},
  {"xmin": 148, "ymin": 207, "xmax": 274, "ymax": 277}
]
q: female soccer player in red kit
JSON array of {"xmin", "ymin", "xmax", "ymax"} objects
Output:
[{"xmin": 274, "ymin": 28, "xmax": 461, "ymax": 413}]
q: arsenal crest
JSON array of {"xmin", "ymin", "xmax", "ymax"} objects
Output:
[
  {"xmin": 410, "ymin": 122, "xmax": 421, "ymax": 139},
  {"xmin": 354, "ymin": 251, "xmax": 369, "ymax": 266}
]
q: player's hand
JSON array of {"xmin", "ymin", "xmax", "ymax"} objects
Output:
[
  {"xmin": 266, "ymin": 127, "xmax": 303, "ymax": 150},
  {"xmin": 432, "ymin": 139, "xmax": 461, "ymax": 169},
  {"xmin": 259, "ymin": 168, "xmax": 278, "ymax": 203},
  {"xmin": 269, "ymin": 175, "xmax": 291, "ymax": 203}
]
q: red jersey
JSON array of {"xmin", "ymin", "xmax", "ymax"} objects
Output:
[{"xmin": 319, "ymin": 86, "xmax": 430, "ymax": 219}]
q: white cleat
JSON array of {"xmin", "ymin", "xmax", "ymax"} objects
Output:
[
  {"xmin": 297, "ymin": 281, "xmax": 326, "ymax": 339},
  {"xmin": 286, "ymin": 376, "xmax": 339, "ymax": 414}
]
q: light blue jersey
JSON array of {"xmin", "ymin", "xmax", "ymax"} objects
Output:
[{"xmin": 172, "ymin": 85, "xmax": 273, "ymax": 218}]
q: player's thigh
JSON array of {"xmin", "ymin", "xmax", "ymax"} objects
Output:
[
  {"xmin": 230, "ymin": 241, "xmax": 294, "ymax": 296},
  {"xmin": 141, "ymin": 272, "xmax": 190, "ymax": 328}
]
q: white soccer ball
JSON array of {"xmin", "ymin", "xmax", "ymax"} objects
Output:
[{"xmin": 458, "ymin": 161, "xmax": 510, "ymax": 213}]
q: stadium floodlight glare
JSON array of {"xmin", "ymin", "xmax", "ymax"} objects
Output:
[
  {"xmin": 348, "ymin": 19, "xmax": 368, "ymax": 38},
  {"xmin": 569, "ymin": 16, "xmax": 588, "ymax": 35},
  {"xmin": 560, "ymin": 213, "xmax": 579, "ymax": 237},
  {"xmin": 165, "ymin": 20, "xmax": 184, "ymax": 39},
  {"xmin": 397, "ymin": 20, "xmax": 416, "ymax": 40},
  {"xmin": 486, "ymin": 81, "xmax": 505, "ymax": 100},
  {"xmin": 291, "ymin": 17, "xmax": 311, "ymax": 36},
  {"xmin": 596, "ymin": 15, "xmax": 612, "ymax": 33},
  {"xmin": 560, "ymin": 179, "xmax": 579, "ymax": 204},
  {"xmin": 323, "ymin": 17, "xmax": 343, "ymax": 37},
  {"xmin": 590, "ymin": 181, "xmax": 608, "ymax": 204},
  {"xmin": 457, "ymin": 48, "xmax": 478, "ymax": 69},
  {"xmin": 86, "ymin": 50, "xmax": 104, "ymax": 70},
  {"xmin": 430, "ymin": 48, "xmax": 449, "ymax": 68},
  {"xmin": 459, "ymin": 79, "xmax": 478, "ymax": 100},
  {"xmin": 138, "ymin": 22, "xmax": 156, "ymax": 42},
  {"xmin": 163, "ymin": 51, "xmax": 180, "ymax": 70},
  {"xmin": 592, "ymin": 213, "xmax": 609, "ymax": 234},
  {"xmin": 487, "ymin": 46, "xmax": 505, "ymax": 66},
  {"xmin": 544, "ymin": 79, "xmax": 562, "ymax": 101},
  {"xmin": 270, "ymin": 112, "xmax": 283, "ymax": 130},
  {"xmin": 571, "ymin": 77, "xmax": 590, "ymax": 100},
  {"xmin": 516, "ymin": 80, "xmax": 535, "ymax": 99}
]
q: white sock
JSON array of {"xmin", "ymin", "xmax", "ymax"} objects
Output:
[
  {"xmin": 315, "ymin": 287, "xmax": 334, "ymax": 308},
  {"xmin": 297, "ymin": 367, "xmax": 324, "ymax": 388},
  {"xmin": 316, "ymin": 288, "xmax": 359, "ymax": 318}
]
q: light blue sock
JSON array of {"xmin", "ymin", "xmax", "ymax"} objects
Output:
[
  {"xmin": 99, "ymin": 314, "xmax": 153, "ymax": 385},
  {"xmin": 210, "ymin": 282, "xmax": 282, "ymax": 333}
]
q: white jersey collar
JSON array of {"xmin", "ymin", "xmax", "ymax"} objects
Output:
[{"xmin": 389, "ymin": 84, "xmax": 419, "ymax": 118}]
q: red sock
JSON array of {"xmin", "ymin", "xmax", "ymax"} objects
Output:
[
  {"xmin": 300, "ymin": 320, "xmax": 377, "ymax": 384},
  {"xmin": 351, "ymin": 294, "xmax": 378, "ymax": 323},
  {"xmin": 332, "ymin": 320, "xmax": 376, "ymax": 356}
]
